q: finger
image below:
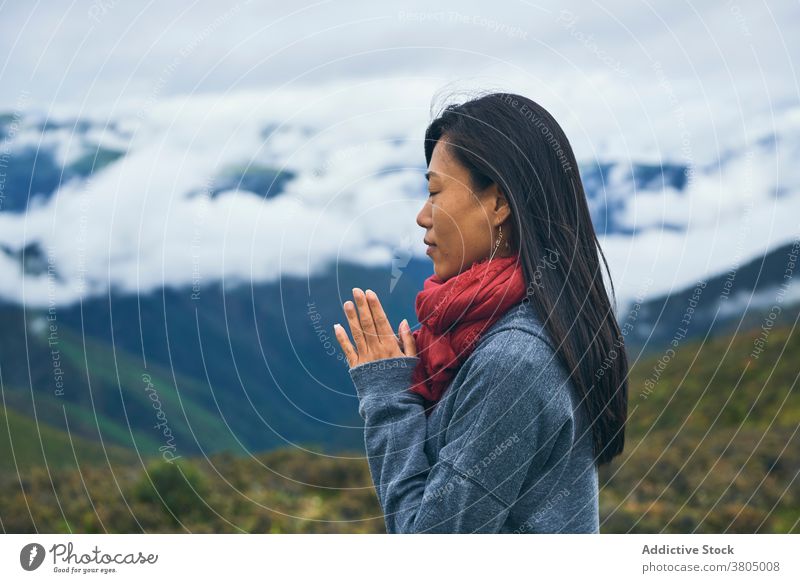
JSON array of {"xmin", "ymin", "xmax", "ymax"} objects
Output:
[
  {"xmin": 353, "ymin": 288, "xmax": 378, "ymax": 348},
  {"xmin": 365, "ymin": 289, "xmax": 395, "ymax": 345},
  {"xmin": 399, "ymin": 319, "xmax": 417, "ymax": 357},
  {"xmin": 333, "ymin": 323, "xmax": 358, "ymax": 367},
  {"xmin": 343, "ymin": 300, "xmax": 367, "ymax": 358}
]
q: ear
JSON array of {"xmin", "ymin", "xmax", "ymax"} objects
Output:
[{"xmin": 486, "ymin": 182, "xmax": 512, "ymax": 226}]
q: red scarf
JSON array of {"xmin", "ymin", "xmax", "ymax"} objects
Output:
[{"xmin": 409, "ymin": 253, "xmax": 527, "ymax": 405}]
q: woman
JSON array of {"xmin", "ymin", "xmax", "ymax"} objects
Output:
[{"xmin": 333, "ymin": 92, "xmax": 628, "ymax": 533}]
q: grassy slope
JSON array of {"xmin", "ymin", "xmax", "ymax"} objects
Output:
[
  {"xmin": 599, "ymin": 318, "xmax": 799, "ymax": 532},
  {"xmin": 2, "ymin": 318, "xmax": 797, "ymax": 533},
  {"xmin": 0, "ymin": 404, "xmax": 137, "ymax": 473},
  {"xmin": 2, "ymin": 321, "xmax": 244, "ymax": 462}
]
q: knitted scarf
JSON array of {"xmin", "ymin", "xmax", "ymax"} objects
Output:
[{"xmin": 409, "ymin": 253, "xmax": 527, "ymax": 407}]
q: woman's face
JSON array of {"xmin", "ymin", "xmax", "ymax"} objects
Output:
[{"xmin": 416, "ymin": 139, "xmax": 512, "ymax": 281}]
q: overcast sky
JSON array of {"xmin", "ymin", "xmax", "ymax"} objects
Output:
[
  {"xmin": 1, "ymin": 1, "xmax": 798, "ymax": 309},
  {"xmin": 1, "ymin": 0, "xmax": 797, "ymax": 112}
]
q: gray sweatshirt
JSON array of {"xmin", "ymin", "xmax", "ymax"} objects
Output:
[{"xmin": 348, "ymin": 300, "xmax": 600, "ymax": 533}]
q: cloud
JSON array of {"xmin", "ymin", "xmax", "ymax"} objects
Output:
[
  {"xmin": 0, "ymin": 80, "xmax": 437, "ymax": 305},
  {"xmin": 0, "ymin": 1, "xmax": 798, "ymax": 308},
  {"xmin": 2, "ymin": 1, "xmax": 797, "ymax": 111}
]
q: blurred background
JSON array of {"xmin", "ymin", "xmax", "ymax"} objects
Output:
[{"xmin": 0, "ymin": 0, "xmax": 798, "ymax": 533}]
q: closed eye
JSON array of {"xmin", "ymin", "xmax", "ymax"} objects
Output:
[{"xmin": 428, "ymin": 191, "xmax": 439, "ymax": 197}]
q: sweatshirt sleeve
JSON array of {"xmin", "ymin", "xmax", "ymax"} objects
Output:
[{"xmin": 348, "ymin": 330, "xmax": 575, "ymax": 533}]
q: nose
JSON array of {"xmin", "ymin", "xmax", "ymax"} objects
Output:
[{"xmin": 416, "ymin": 198, "xmax": 432, "ymax": 231}]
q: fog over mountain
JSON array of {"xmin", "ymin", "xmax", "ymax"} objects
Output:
[{"xmin": 0, "ymin": 1, "xmax": 798, "ymax": 314}]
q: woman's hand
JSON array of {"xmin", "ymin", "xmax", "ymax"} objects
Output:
[{"xmin": 334, "ymin": 288, "xmax": 417, "ymax": 368}]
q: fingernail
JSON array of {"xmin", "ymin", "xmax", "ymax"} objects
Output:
[
  {"xmin": 333, "ymin": 323, "xmax": 341, "ymax": 330},
  {"xmin": 366, "ymin": 289, "xmax": 374, "ymax": 298},
  {"xmin": 401, "ymin": 319, "xmax": 408, "ymax": 329}
]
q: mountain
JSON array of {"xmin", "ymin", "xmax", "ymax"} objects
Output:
[
  {"xmin": 1, "ymin": 106, "xmax": 798, "ymax": 464},
  {"xmin": 0, "ymin": 256, "xmax": 432, "ymax": 460},
  {"xmin": 624, "ymin": 237, "xmax": 800, "ymax": 356},
  {"xmin": 1, "ymin": 314, "xmax": 796, "ymax": 533},
  {"xmin": 0, "ymin": 405, "xmax": 137, "ymax": 474}
]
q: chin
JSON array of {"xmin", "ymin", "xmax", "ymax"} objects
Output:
[{"xmin": 433, "ymin": 263, "xmax": 453, "ymax": 282}]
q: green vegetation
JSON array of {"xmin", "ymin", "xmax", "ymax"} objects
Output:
[
  {"xmin": 1, "ymin": 319, "xmax": 797, "ymax": 533},
  {"xmin": 0, "ymin": 405, "xmax": 136, "ymax": 474},
  {"xmin": 2, "ymin": 315, "xmax": 242, "ymax": 460},
  {"xmin": 131, "ymin": 459, "xmax": 213, "ymax": 526},
  {"xmin": 0, "ymin": 448, "xmax": 384, "ymax": 533},
  {"xmin": 599, "ymin": 320, "xmax": 799, "ymax": 533}
]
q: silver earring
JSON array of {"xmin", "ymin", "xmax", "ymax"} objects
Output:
[{"xmin": 489, "ymin": 224, "xmax": 503, "ymax": 260}]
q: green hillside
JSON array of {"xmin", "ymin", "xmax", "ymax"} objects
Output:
[
  {"xmin": 1, "ymin": 314, "xmax": 244, "ymax": 460},
  {"xmin": 600, "ymin": 316, "xmax": 800, "ymax": 533},
  {"xmin": 0, "ymin": 404, "xmax": 138, "ymax": 473},
  {"xmin": 1, "ymin": 317, "xmax": 797, "ymax": 533}
]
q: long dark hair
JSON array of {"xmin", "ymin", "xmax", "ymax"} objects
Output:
[{"xmin": 424, "ymin": 91, "xmax": 628, "ymax": 465}]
